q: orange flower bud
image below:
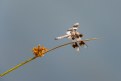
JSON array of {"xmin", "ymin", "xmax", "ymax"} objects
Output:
[{"xmin": 32, "ymin": 44, "xmax": 48, "ymax": 57}]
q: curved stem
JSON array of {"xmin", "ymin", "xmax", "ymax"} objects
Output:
[
  {"xmin": 46, "ymin": 38, "xmax": 98, "ymax": 53},
  {"xmin": 0, "ymin": 38, "xmax": 97, "ymax": 77}
]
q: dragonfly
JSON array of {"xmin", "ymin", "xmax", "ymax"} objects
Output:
[{"xmin": 55, "ymin": 23, "xmax": 87, "ymax": 51}]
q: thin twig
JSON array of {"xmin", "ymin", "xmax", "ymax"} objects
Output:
[
  {"xmin": 0, "ymin": 38, "xmax": 97, "ymax": 77},
  {"xmin": 46, "ymin": 38, "xmax": 98, "ymax": 53},
  {"xmin": 0, "ymin": 57, "xmax": 37, "ymax": 77}
]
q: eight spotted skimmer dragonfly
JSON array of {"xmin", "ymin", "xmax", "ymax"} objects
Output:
[{"xmin": 55, "ymin": 23, "xmax": 87, "ymax": 51}]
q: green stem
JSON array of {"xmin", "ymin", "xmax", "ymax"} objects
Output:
[
  {"xmin": 0, "ymin": 38, "xmax": 97, "ymax": 77},
  {"xmin": 0, "ymin": 56, "xmax": 37, "ymax": 77}
]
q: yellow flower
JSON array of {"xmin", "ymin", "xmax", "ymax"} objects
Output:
[{"xmin": 32, "ymin": 44, "xmax": 48, "ymax": 57}]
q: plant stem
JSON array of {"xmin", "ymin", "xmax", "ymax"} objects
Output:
[
  {"xmin": 0, "ymin": 56, "xmax": 37, "ymax": 77},
  {"xmin": 0, "ymin": 38, "xmax": 97, "ymax": 77},
  {"xmin": 46, "ymin": 38, "xmax": 98, "ymax": 53}
]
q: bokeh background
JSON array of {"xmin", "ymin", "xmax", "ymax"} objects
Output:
[{"xmin": 0, "ymin": 0, "xmax": 121, "ymax": 81}]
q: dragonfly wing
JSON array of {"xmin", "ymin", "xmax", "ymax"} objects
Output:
[
  {"xmin": 72, "ymin": 42, "xmax": 80, "ymax": 51},
  {"xmin": 55, "ymin": 34, "xmax": 70, "ymax": 40}
]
